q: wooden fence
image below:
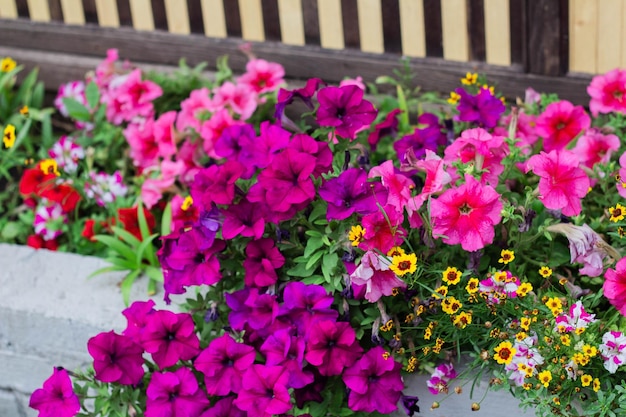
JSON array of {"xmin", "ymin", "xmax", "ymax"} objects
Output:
[{"xmin": 0, "ymin": 0, "xmax": 624, "ymax": 104}]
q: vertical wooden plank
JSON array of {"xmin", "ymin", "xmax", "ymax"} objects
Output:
[
  {"xmin": 164, "ymin": 0, "xmax": 189, "ymax": 33},
  {"xmin": 623, "ymin": 0, "xmax": 626, "ymax": 68},
  {"xmin": 95, "ymin": 0, "xmax": 119, "ymax": 27},
  {"xmin": 201, "ymin": 0, "xmax": 226, "ymax": 37},
  {"xmin": 60, "ymin": 0, "xmax": 85, "ymax": 24},
  {"xmin": 261, "ymin": 0, "xmax": 281, "ymax": 41},
  {"xmin": 484, "ymin": 0, "xmax": 510, "ymax": 65},
  {"xmin": 423, "ymin": 0, "xmax": 442, "ymax": 57},
  {"xmin": 398, "ymin": 0, "xmax": 425, "ymax": 57},
  {"xmin": 47, "ymin": 0, "xmax": 63, "ymax": 20},
  {"xmin": 441, "ymin": 0, "xmax": 468, "ymax": 61},
  {"xmin": 277, "ymin": 0, "xmax": 305, "ymax": 45},
  {"xmin": 381, "ymin": 0, "xmax": 401, "ymax": 53},
  {"xmin": 151, "ymin": 0, "xmax": 168, "ymax": 30},
  {"xmin": 238, "ymin": 0, "xmax": 265, "ymax": 41},
  {"xmin": 186, "ymin": 0, "xmax": 204, "ymax": 34},
  {"xmin": 15, "ymin": 0, "xmax": 29, "ymax": 17},
  {"xmin": 597, "ymin": 0, "xmax": 621, "ymax": 73},
  {"xmin": 569, "ymin": 0, "xmax": 597, "ymax": 73},
  {"xmin": 223, "ymin": 0, "xmax": 242, "ymax": 37},
  {"xmin": 509, "ymin": 0, "xmax": 526, "ymax": 67},
  {"xmin": 82, "ymin": 0, "xmax": 98, "ymax": 23},
  {"xmin": 128, "ymin": 0, "xmax": 154, "ymax": 30},
  {"xmin": 467, "ymin": 0, "xmax": 485, "ymax": 61},
  {"xmin": 0, "ymin": 0, "xmax": 18, "ymax": 18},
  {"xmin": 116, "ymin": 0, "xmax": 132, "ymax": 26},
  {"xmin": 341, "ymin": 0, "xmax": 360, "ymax": 49},
  {"xmin": 318, "ymin": 0, "xmax": 343, "ymax": 49},
  {"xmin": 526, "ymin": 0, "xmax": 566, "ymax": 75},
  {"xmin": 27, "ymin": 0, "xmax": 50, "ymax": 20},
  {"xmin": 302, "ymin": 0, "xmax": 320, "ymax": 45},
  {"xmin": 356, "ymin": 0, "xmax": 383, "ymax": 53}
]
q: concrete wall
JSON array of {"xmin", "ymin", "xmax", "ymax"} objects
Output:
[{"xmin": 0, "ymin": 243, "xmax": 533, "ymax": 417}]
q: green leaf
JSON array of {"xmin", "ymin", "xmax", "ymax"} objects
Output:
[
  {"xmin": 161, "ymin": 201, "xmax": 172, "ymax": 236},
  {"xmin": 304, "ymin": 237, "xmax": 324, "ymax": 258},
  {"xmin": 62, "ymin": 97, "xmax": 91, "ymax": 121},
  {"xmin": 1, "ymin": 222, "xmax": 20, "ymax": 239},
  {"xmin": 109, "ymin": 226, "xmax": 141, "ymax": 248},
  {"xmin": 135, "ymin": 233, "xmax": 159, "ymax": 268},
  {"xmin": 287, "ymin": 262, "xmax": 315, "ymax": 278},
  {"xmin": 145, "ymin": 266, "xmax": 164, "ymax": 283},
  {"xmin": 305, "ymin": 250, "xmax": 325, "ymax": 270},
  {"xmin": 85, "ymin": 81, "xmax": 100, "ymax": 109},
  {"xmin": 86, "ymin": 265, "xmax": 129, "ymax": 280},
  {"xmin": 120, "ymin": 269, "xmax": 141, "ymax": 306},
  {"xmin": 93, "ymin": 234, "xmax": 136, "ymax": 262},
  {"xmin": 14, "ymin": 68, "xmax": 38, "ymax": 105}
]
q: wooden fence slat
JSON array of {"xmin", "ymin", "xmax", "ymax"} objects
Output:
[
  {"xmin": 341, "ymin": 0, "xmax": 360, "ymax": 49},
  {"xmin": 26, "ymin": 0, "xmax": 50, "ymax": 20},
  {"xmin": 467, "ymin": 0, "xmax": 485, "ymax": 61},
  {"xmin": 597, "ymin": 0, "xmax": 622, "ymax": 73},
  {"xmin": 60, "ymin": 0, "xmax": 85, "ymax": 24},
  {"xmin": 15, "ymin": 0, "xmax": 29, "ymax": 17},
  {"xmin": 95, "ymin": 0, "xmax": 119, "ymax": 27},
  {"xmin": 484, "ymin": 0, "xmax": 510, "ymax": 65},
  {"xmin": 356, "ymin": 0, "xmax": 383, "ymax": 53},
  {"xmin": 398, "ymin": 0, "xmax": 425, "ymax": 57},
  {"xmin": 623, "ymin": 0, "xmax": 626, "ymax": 68},
  {"xmin": 82, "ymin": 0, "xmax": 97, "ymax": 23},
  {"xmin": 238, "ymin": 0, "xmax": 265, "ymax": 41},
  {"xmin": 128, "ymin": 0, "xmax": 154, "ymax": 30},
  {"xmin": 0, "ymin": 0, "xmax": 18, "ymax": 18},
  {"xmin": 318, "ymin": 0, "xmax": 343, "ymax": 49},
  {"xmin": 164, "ymin": 0, "xmax": 189, "ymax": 34},
  {"xmin": 569, "ymin": 0, "xmax": 598, "ymax": 73},
  {"xmin": 261, "ymin": 0, "xmax": 281, "ymax": 41},
  {"xmin": 277, "ymin": 0, "xmax": 304, "ymax": 45},
  {"xmin": 441, "ymin": 0, "xmax": 468, "ymax": 61},
  {"xmin": 200, "ymin": 0, "xmax": 226, "ymax": 37}
]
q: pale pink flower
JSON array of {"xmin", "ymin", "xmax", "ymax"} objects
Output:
[
  {"xmin": 212, "ymin": 81, "xmax": 258, "ymax": 120},
  {"xmin": 141, "ymin": 160, "xmax": 185, "ymax": 209},
  {"xmin": 85, "ymin": 171, "xmax": 128, "ymax": 206},
  {"xmin": 339, "ymin": 76, "xmax": 366, "ymax": 91},
  {"xmin": 54, "ymin": 81, "xmax": 88, "ymax": 118},
  {"xmin": 34, "ymin": 203, "xmax": 66, "ymax": 241},
  {"xmin": 587, "ymin": 68, "xmax": 626, "ymax": 116},
  {"xmin": 238, "ymin": 59, "xmax": 285, "ymax": 94},
  {"xmin": 350, "ymin": 251, "xmax": 407, "ymax": 303},
  {"xmin": 554, "ymin": 301, "xmax": 597, "ymax": 333},
  {"xmin": 48, "ymin": 136, "xmax": 85, "ymax": 174},
  {"xmin": 535, "ymin": 100, "xmax": 590, "ymax": 152},
  {"xmin": 176, "ymin": 87, "xmax": 213, "ymax": 133},
  {"xmin": 599, "ymin": 331, "xmax": 626, "ymax": 373}
]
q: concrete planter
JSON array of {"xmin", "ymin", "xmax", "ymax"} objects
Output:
[{"xmin": 0, "ymin": 244, "xmax": 533, "ymax": 417}]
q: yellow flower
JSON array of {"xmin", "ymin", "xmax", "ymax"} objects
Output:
[
  {"xmin": 441, "ymin": 296, "xmax": 462, "ymax": 315},
  {"xmin": 560, "ymin": 335, "xmax": 571, "ymax": 346},
  {"xmin": 453, "ymin": 311, "xmax": 472, "ymax": 329},
  {"xmin": 593, "ymin": 378, "xmax": 601, "ymax": 392},
  {"xmin": 432, "ymin": 285, "xmax": 448, "ymax": 299},
  {"xmin": 538, "ymin": 370, "xmax": 552, "ymax": 388},
  {"xmin": 498, "ymin": 249, "xmax": 515, "ymax": 264},
  {"xmin": 432, "ymin": 337, "xmax": 444, "ymax": 353},
  {"xmin": 387, "ymin": 246, "xmax": 406, "ymax": 258},
  {"xmin": 442, "ymin": 266, "xmax": 462, "ymax": 285},
  {"xmin": 609, "ymin": 203, "xmax": 626, "ymax": 222},
  {"xmin": 619, "ymin": 226, "xmax": 626, "ymax": 238},
  {"xmin": 0, "ymin": 57, "xmax": 16, "ymax": 72},
  {"xmin": 520, "ymin": 317, "xmax": 531, "ymax": 331},
  {"xmin": 181, "ymin": 196, "xmax": 193, "ymax": 211},
  {"xmin": 40, "ymin": 159, "xmax": 60, "ymax": 176},
  {"xmin": 553, "ymin": 397, "xmax": 560, "ymax": 406},
  {"xmin": 466, "ymin": 277, "xmax": 479, "ymax": 294},
  {"xmin": 516, "ymin": 282, "xmax": 533, "ymax": 297},
  {"xmin": 390, "ymin": 253, "xmax": 417, "ymax": 277},
  {"xmin": 461, "ymin": 72, "xmax": 478, "ymax": 85},
  {"xmin": 493, "ymin": 341, "xmax": 516, "ymax": 365},
  {"xmin": 447, "ymin": 91, "xmax": 461, "ymax": 105},
  {"xmin": 493, "ymin": 271, "xmax": 508, "ymax": 283},
  {"xmin": 580, "ymin": 374, "xmax": 592, "ymax": 387},
  {"xmin": 538, "ymin": 266, "xmax": 552, "ymax": 278},
  {"xmin": 515, "ymin": 331, "xmax": 527, "ymax": 342},
  {"xmin": 348, "ymin": 225, "xmax": 365, "ymax": 247},
  {"xmin": 3, "ymin": 124, "xmax": 16, "ymax": 148},
  {"xmin": 545, "ymin": 297, "xmax": 563, "ymax": 315},
  {"xmin": 19, "ymin": 105, "xmax": 29, "ymax": 116},
  {"xmin": 582, "ymin": 344, "xmax": 597, "ymax": 358}
]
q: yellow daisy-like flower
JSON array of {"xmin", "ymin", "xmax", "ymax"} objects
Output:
[
  {"xmin": 515, "ymin": 331, "xmax": 527, "ymax": 342},
  {"xmin": 466, "ymin": 277, "xmax": 479, "ymax": 294},
  {"xmin": 40, "ymin": 158, "xmax": 60, "ymax": 176},
  {"xmin": 453, "ymin": 311, "xmax": 472, "ymax": 329},
  {"xmin": 441, "ymin": 296, "xmax": 462, "ymax": 315},
  {"xmin": 442, "ymin": 266, "xmax": 462, "ymax": 285},
  {"xmin": 493, "ymin": 341, "xmax": 516, "ymax": 365},
  {"xmin": 538, "ymin": 266, "xmax": 552, "ymax": 278},
  {"xmin": 582, "ymin": 344, "xmax": 597, "ymax": 358},
  {"xmin": 348, "ymin": 225, "xmax": 366, "ymax": 247},
  {"xmin": 461, "ymin": 72, "xmax": 478, "ymax": 85},
  {"xmin": 387, "ymin": 246, "xmax": 406, "ymax": 258},
  {"xmin": 19, "ymin": 105, "xmax": 29, "ymax": 117},
  {"xmin": 390, "ymin": 252, "xmax": 417, "ymax": 277},
  {"xmin": 493, "ymin": 270, "xmax": 508, "ymax": 283},
  {"xmin": 538, "ymin": 370, "xmax": 552, "ymax": 388},
  {"xmin": 516, "ymin": 282, "xmax": 533, "ymax": 297},
  {"xmin": 181, "ymin": 196, "xmax": 193, "ymax": 211},
  {"xmin": 553, "ymin": 397, "xmax": 560, "ymax": 406},
  {"xmin": 580, "ymin": 374, "xmax": 592, "ymax": 387},
  {"xmin": 432, "ymin": 285, "xmax": 448, "ymax": 299},
  {"xmin": 432, "ymin": 337, "xmax": 445, "ymax": 354},
  {"xmin": 498, "ymin": 249, "xmax": 515, "ymax": 264},
  {"xmin": 545, "ymin": 297, "xmax": 563, "ymax": 315},
  {"xmin": 0, "ymin": 57, "xmax": 16, "ymax": 72},
  {"xmin": 447, "ymin": 91, "xmax": 461, "ymax": 105},
  {"xmin": 560, "ymin": 335, "xmax": 571, "ymax": 346},
  {"xmin": 3, "ymin": 124, "xmax": 16, "ymax": 149},
  {"xmin": 520, "ymin": 317, "xmax": 531, "ymax": 331},
  {"xmin": 575, "ymin": 327, "xmax": 586, "ymax": 335},
  {"xmin": 619, "ymin": 226, "xmax": 626, "ymax": 238},
  {"xmin": 609, "ymin": 203, "xmax": 626, "ymax": 222},
  {"xmin": 593, "ymin": 378, "xmax": 601, "ymax": 392}
]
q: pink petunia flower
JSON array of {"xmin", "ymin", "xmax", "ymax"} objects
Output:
[
  {"xmin": 145, "ymin": 367, "xmax": 209, "ymax": 417},
  {"xmin": 85, "ymin": 171, "xmax": 128, "ymax": 206},
  {"xmin": 87, "ymin": 331, "xmax": 145, "ymax": 385},
  {"xmin": 359, "ymin": 204, "xmax": 406, "ymax": 253},
  {"xmin": 29, "ymin": 368, "xmax": 80, "ymax": 417},
  {"xmin": 350, "ymin": 250, "xmax": 407, "ymax": 302},
  {"xmin": 587, "ymin": 68, "xmax": 626, "ymax": 116},
  {"xmin": 177, "ymin": 87, "xmax": 213, "ymax": 133},
  {"xmin": 141, "ymin": 310, "xmax": 200, "ymax": 369},
  {"xmin": 212, "ymin": 81, "xmax": 258, "ymax": 120},
  {"xmin": 233, "ymin": 365, "xmax": 292, "ymax": 417},
  {"xmin": 243, "ymin": 238, "xmax": 285, "ymax": 287},
  {"xmin": 426, "ymin": 362, "xmax": 458, "ymax": 395},
  {"xmin": 535, "ymin": 100, "xmax": 590, "ymax": 152},
  {"xmin": 604, "ymin": 257, "xmax": 626, "ymax": 317},
  {"xmin": 48, "ymin": 136, "xmax": 85, "ymax": 174},
  {"xmin": 430, "ymin": 174, "xmax": 502, "ymax": 252},
  {"xmin": 599, "ymin": 331, "xmax": 626, "ymax": 373},
  {"xmin": 572, "ymin": 128, "xmax": 620, "ymax": 171},
  {"xmin": 33, "ymin": 202, "xmax": 67, "ymax": 241},
  {"xmin": 238, "ymin": 59, "xmax": 285, "ymax": 94},
  {"xmin": 305, "ymin": 320, "xmax": 363, "ymax": 376}
]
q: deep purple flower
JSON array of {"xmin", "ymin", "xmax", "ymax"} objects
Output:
[
  {"xmin": 368, "ymin": 108, "xmax": 402, "ymax": 150},
  {"xmin": 122, "ymin": 299, "xmax": 156, "ymax": 343},
  {"xmin": 294, "ymin": 376, "xmax": 326, "ymax": 408},
  {"xmin": 456, "ymin": 87, "xmax": 505, "ymax": 128},
  {"xmin": 280, "ymin": 282, "xmax": 338, "ymax": 332},
  {"xmin": 29, "ymin": 368, "xmax": 80, "ymax": 417},
  {"xmin": 233, "ymin": 365, "xmax": 292, "ymax": 417},
  {"xmin": 190, "ymin": 161, "xmax": 245, "ymax": 209},
  {"xmin": 316, "ymin": 85, "xmax": 377, "ymax": 139},
  {"xmin": 288, "ymin": 133, "xmax": 333, "ymax": 178},
  {"xmin": 87, "ymin": 331, "xmax": 144, "ymax": 385},
  {"xmin": 318, "ymin": 167, "xmax": 388, "ymax": 220},
  {"xmin": 394, "ymin": 113, "xmax": 445, "ymax": 162},
  {"xmin": 200, "ymin": 397, "xmax": 246, "ymax": 417},
  {"xmin": 214, "ymin": 124, "xmax": 258, "ymax": 178},
  {"xmin": 141, "ymin": 310, "xmax": 200, "ymax": 369},
  {"xmin": 145, "ymin": 367, "xmax": 209, "ymax": 417},
  {"xmin": 342, "ymin": 346, "xmax": 404, "ymax": 413},
  {"xmin": 240, "ymin": 121, "xmax": 291, "ymax": 170},
  {"xmin": 244, "ymin": 238, "xmax": 285, "ymax": 287},
  {"xmin": 401, "ymin": 395, "xmax": 420, "ymax": 417},
  {"xmin": 194, "ymin": 333, "xmax": 256, "ymax": 396},
  {"xmin": 305, "ymin": 320, "xmax": 363, "ymax": 376},
  {"xmin": 222, "ymin": 197, "xmax": 266, "ymax": 240},
  {"xmin": 226, "ymin": 288, "xmax": 279, "ymax": 332},
  {"xmin": 260, "ymin": 329, "xmax": 313, "ymax": 388},
  {"xmin": 275, "ymin": 77, "xmax": 324, "ymax": 120}
]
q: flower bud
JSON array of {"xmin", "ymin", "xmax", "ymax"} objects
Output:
[
  {"xmin": 454, "ymin": 386, "xmax": 463, "ymax": 394},
  {"xmin": 471, "ymin": 403, "xmax": 480, "ymax": 411},
  {"xmin": 431, "ymin": 402, "xmax": 440, "ymax": 410}
]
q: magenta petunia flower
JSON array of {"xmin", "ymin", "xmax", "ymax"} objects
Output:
[
  {"xmin": 455, "ymin": 87, "xmax": 505, "ymax": 128},
  {"xmin": 87, "ymin": 331, "xmax": 144, "ymax": 385},
  {"xmin": 145, "ymin": 367, "xmax": 209, "ymax": 417},
  {"xmin": 141, "ymin": 310, "xmax": 200, "ymax": 369},
  {"xmin": 367, "ymin": 108, "xmax": 402, "ymax": 150},
  {"xmin": 275, "ymin": 77, "xmax": 324, "ymax": 121},
  {"xmin": 394, "ymin": 113, "xmax": 445, "ymax": 162},
  {"xmin": 535, "ymin": 100, "xmax": 590, "ymax": 152},
  {"xmin": 191, "ymin": 161, "xmax": 246, "ymax": 209},
  {"xmin": 316, "ymin": 85, "xmax": 377, "ymax": 140},
  {"xmin": 572, "ymin": 127, "xmax": 620, "ymax": 170},
  {"xmin": 342, "ymin": 346, "xmax": 404, "ymax": 413},
  {"xmin": 199, "ymin": 396, "xmax": 246, "ymax": 417},
  {"xmin": 360, "ymin": 205, "xmax": 406, "ymax": 253},
  {"xmin": 226, "ymin": 288, "xmax": 279, "ymax": 332},
  {"xmin": 29, "ymin": 368, "xmax": 80, "ymax": 417},
  {"xmin": 233, "ymin": 365, "xmax": 292, "ymax": 417},
  {"xmin": 238, "ymin": 58, "xmax": 285, "ymax": 94},
  {"xmin": 222, "ymin": 197, "xmax": 266, "ymax": 240},
  {"xmin": 305, "ymin": 320, "xmax": 363, "ymax": 376},
  {"xmin": 587, "ymin": 68, "xmax": 626, "ymax": 116},
  {"xmin": 260, "ymin": 329, "xmax": 313, "ymax": 388},
  {"xmin": 239, "ymin": 121, "xmax": 291, "ymax": 170},
  {"xmin": 279, "ymin": 282, "xmax": 338, "ymax": 332},
  {"xmin": 194, "ymin": 333, "xmax": 256, "ymax": 396},
  {"xmin": 214, "ymin": 124, "xmax": 257, "ymax": 178},
  {"xmin": 243, "ymin": 238, "xmax": 285, "ymax": 287},
  {"xmin": 430, "ymin": 174, "xmax": 502, "ymax": 252},
  {"xmin": 122, "ymin": 299, "xmax": 156, "ymax": 342},
  {"xmin": 350, "ymin": 250, "xmax": 407, "ymax": 302},
  {"xmin": 288, "ymin": 133, "xmax": 333, "ymax": 178},
  {"xmin": 526, "ymin": 150, "xmax": 590, "ymax": 216},
  {"xmin": 604, "ymin": 257, "xmax": 626, "ymax": 317}
]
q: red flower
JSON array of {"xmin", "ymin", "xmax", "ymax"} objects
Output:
[
  {"xmin": 19, "ymin": 166, "xmax": 56, "ymax": 197},
  {"xmin": 26, "ymin": 234, "xmax": 59, "ymax": 251},
  {"xmin": 115, "ymin": 206, "xmax": 156, "ymax": 241},
  {"xmin": 40, "ymin": 184, "xmax": 81, "ymax": 213}
]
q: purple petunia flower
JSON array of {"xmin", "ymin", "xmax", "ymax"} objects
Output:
[
  {"xmin": 275, "ymin": 77, "xmax": 324, "ymax": 121},
  {"xmin": 240, "ymin": 121, "xmax": 291, "ymax": 170},
  {"xmin": 233, "ymin": 365, "xmax": 292, "ymax": 417},
  {"xmin": 141, "ymin": 310, "xmax": 200, "ymax": 369},
  {"xmin": 260, "ymin": 329, "xmax": 313, "ymax": 388},
  {"xmin": 29, "ymin": 368, "xmax": 80, "ymax": 417},
  {"xmin": 318, "ymin": 167, "xmax": 388, "ymax": 221},
  {"xmin": 401, "ymin": 395, "xmax": 420, "ymax": 416},
  {"xmin": 288, "ymin": 133, "xmax": 333, "ymax": 178},
  {"xmin": 226, "ymin": 288, "xmax": 279, "ymax": 332},
  {"xmin": 190, "ymin": 161, "xmax": 245, "ymax": 209},
  {"xmin": 145, "ymin": 367, "xmax": 209, "ymax": 417},
  {"xmin": 243, "ymin": 238, "xmax": 285, "ymax": 287},
  {"xmin": 368, "ymin": 108, "xmax": 402, "ymax": 150},
  {"xmin": 316, "ymin": 85, "xmax": 377, "ymax": 140},
  {"xmin": 222, "ymin": 197, "xmax": 266, "ymax": 240},
  {"xmin": 305, "ymin": 320, "xmax": 363, "ymax": 376},
  {"xmin": 456, "ymin": 87, "xmax": 505, "ymax": 128},
  {"xmin": 280, "ymin": 282, "xmax": 338, "ymax": 332},
  {"xmin": 342, "ymin": 346, "xmax": 404, "ymax": 413},
  {"xmin": 214, "ymin": 124, "xmax": 258, "ymax": 178},
  {"xmin": 122, "ymin": 300, "xmax": 156, "ymax": 343},
  {"xmin": 199, "ymin": 396, "xmax": 246, "ymax": 417},
  {"xmin": 394, "ymin": 113, "xmax": 446, "ymax": 162},
  {"xmin": 87, "ymin": 331, "xmax": 144, "ymax": 385},
  {"xmin": 194, "ymin": 333, "xmax": 256, "ymax": 396}
]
